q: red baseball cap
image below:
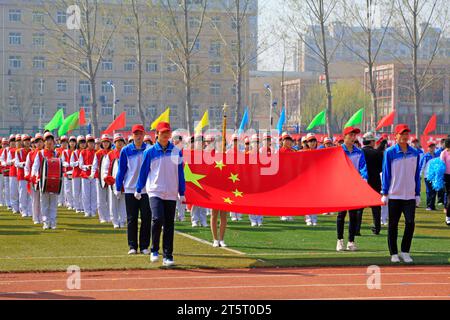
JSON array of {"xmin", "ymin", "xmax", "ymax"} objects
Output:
[
  {"xmin": 156, "ymin": 122, "xmax": 171, "ymax": 133},
  {"xmin": 395, "ymin": 124, "xmax": 411, "ymax": 134},
  {"xmin": 343, "ymin": 126, "xmax": 361, "ymax": 136},
  {"xmin": 132, "ymin": 124, "xmax": 145, "ymax": 133},
  {"xmin": 427, "ymin": 141, "xmax": 436, "ymax": 147}
]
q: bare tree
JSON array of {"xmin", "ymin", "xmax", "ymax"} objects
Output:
[
  {"xmin": 285, "ymin": 0, "xmax": 343, "ymax": 136},
  {"xmin": 40, "ymin": 0, "xmax": 121, "ymax": 135},
  {"xmin": 341, "ymin": 0, "xmax": 394, "ymax": 131},
  {"xmin": 155, "ymin": 0, "xmax": 208, "ymax": 133},
  {"xmin": 392, "ymin": 0, "xmax": 448, "ymax": 138}
]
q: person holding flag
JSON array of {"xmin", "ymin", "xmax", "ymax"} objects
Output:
[
  {"xmin": 382, "ymin": 124, "xmax": 421, "ymax": 263},
  {"xmin": 336, "ymin": 127, "xmax": 368, "ymax": 252}
]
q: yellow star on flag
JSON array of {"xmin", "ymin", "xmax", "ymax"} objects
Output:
[
  {"xmin": 184, "ymin": 163, "xmax": 206, "ymax": 190},
  {"xmin": 232, "ymin": 189, "xmax": 243, "ymax": 198},
  {"xmin": 215, "ymin": 160, "xmax": 226, "ymax": 171},
  {"xmin": 228, "ymin": 173, "xmax": 240, "ymax": 183},
  {"xmin": 223, "ymin": 197, "xmax": 234, "ymax": 204}
]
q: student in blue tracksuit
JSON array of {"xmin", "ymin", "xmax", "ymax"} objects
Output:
[
  {"xmin": 136, "ymin": 122, "xmax": 185, "ymax": 267},
  {"xmin": 115, "ymin": 124, "xmax": 151, "ymax": 255},
  {"xmin": 336, "ymin": 127, "xmax": 368, "ymax": 252},
  {"xmin": 419, "ymin": 141, "xmax": 438, "ymax": 211},
  {"xmin": 382, "ymin": 124, "xmax": 421, "ymax": 264}
]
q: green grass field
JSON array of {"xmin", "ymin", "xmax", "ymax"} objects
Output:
[{"xmin": 1, "ymin": 199, "xmax": 449, "ymax": 272}]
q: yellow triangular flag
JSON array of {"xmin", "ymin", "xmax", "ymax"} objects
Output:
[
  {"xmin": 150, "ymin": 107, "xmax": 170, "ymax": 130},
  {"xmin": 195, "ymin": 110, "xmax": 209, "ymax": 134}
]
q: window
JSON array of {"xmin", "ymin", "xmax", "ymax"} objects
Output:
[
  {"xmin": 167, "ymin": 85, "xmax": 176, "ymax": 96},
  {"xmin": 146, "ymin": 105, "xmax": 158, "ymax": 118},
  {"xmin": 124, "ymin": 59, "xmax": 136, "ymax": 72},
  {"xmin": 189, "ymin": 38, "xmax": 200, "ymax": 51},
  {"xmin": 9, "ymin": 56, "xmax": 22, "ymax": 69},
  {"xmin": 166, "ymin": 61, "xmax": 177, "ymax": 72},
  {"xmin": 192, "ymin": 105, "xmax": 200, "ymax": 119},
  {"xmin": 124, "ymin": 36, "xmax": 136, "ymax": 49},
  {"xmin": 124, "ymin": 81, "xmax": 135, "ymax": 95},
  {"xmin": 32, "ymin": 105, "xmax": 45, "ymax": 117},
  {"xmin": 9, "ymin": 32, "xmax": 22, "ymax": 45},
  {"xmin": 125, "ymin": 105, "xmax": 136, "ymax": 117},
  {"xmin": 33, "ymin": 79, "xmax": 45, "ymax": 94},
  {"xmin": 79, "ymin": 104, "xmax": 91, "ymax": 117},
  {"xmin": 33, "ymin": 57, "xmax": 46, "ymax": 69},
  {"xmin": 102, "ymin": 59, "xmax": 113, "ymax": 71},
  {"xmin": 79, "ymin": 81, "xmax": 91, "ymax": 94},
  {"xmin": 32, "ymin": 11, "xmax": 44, "ymax": 24},
  {"xmin": 146, "ymin": 81, "xmax": 158, "ymax": 95},
  {"xmin": 9, "ymin": 9, "xmax": 21, "ymax": 22},
  {"xmin": 189, "ymin": 16, "xmax": 200, "ymax": 28},
  {"xmin": 103, "ymin": 15, "xmax": 113, "ymax": 25},
  {"xmin": 57, "ymin": 11, "xmax": 67, "ymax": 24},
  {"xmin": 209, "ymin": 83, "xmax": 221, "ymax": 96},
  {"xmin": 209, "ymin": 41, "xmax": 221, "ymax": 57},
  {"xmin": 33, "ymin": 33, "xmax": 45, "ymax": 47},
  {"xmin": 146, "ymin": 60, "xmax": 158, "ymax": 73},
  {"xmin": 145, "ymin": 37, "xmax": 157, "ymax": 49},
  {"xmin": 209, "ymin": 62, "xmax": 221, "ymax": 74},
  {"xmin": 8, "ymin": 79, "xmax": 19, "ymax": 92},
  {"xmin": 101, "ymin": 81, "xmax": 112, "ymax": 93},
  {"xmin": 101, "ymin": 104, "xmax": 113, "ymax": 116},
  {"xmin": 57, "ymin": 80, "xmax": 67, "ymax": 93},
  {"xmin": 57, "ymin": 103, "xmax": 67, "ymax": 114},
  {"xmin": 211, "ymin": 16, "xmax": 221, "ymax": 28},
  {"xmin": 9, "ymin": 99, "xmax": 19, "ymax": 114},
  {"xmin": 79, "ymin": 35, "xmax": 85, "ymax": 47}
]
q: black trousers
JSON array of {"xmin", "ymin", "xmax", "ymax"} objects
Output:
[
  {"xmin": 149, "ymin": 197, "xmax": 177, "ymax": 260},
  {"xmin": 388, "ymin": 199, "xmax": 416, "ymax": 255},
  {"xmin": 124, "ymin": 193, "xmax": 152, "ymax": 251},
  {"xmin": 337, "ymin": 210, "xmax": 360, "ymax": 242},
  {"xmin": 445, "ymin": 174, "xmax": 450, "ymax": 216},
  {"xmin": 371, "ymin": 206, "xmax": 381, "ymax": 232},
  {"xmin": 424, "ymin": 178, "xmax": 437, "ymax": 210}
]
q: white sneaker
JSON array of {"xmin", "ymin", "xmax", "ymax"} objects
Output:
[
  {"xmin": 192, "ymin": 222, "xmax": 199, "ymax": 227},
  {"xmin": 84, "ymin": 213, "xmax": 89, "ymax": 217},
  {"xmin": 100, "ymin": 220, "xmax": 107, "ymax": 223},
  {"xmin": 141, "ymin": 249, "xmax": 150, "ymax": 255},
  {"xmin": 257, "ymin": 223, "xmax": 263, "ymax": 227},
  {"xmin": 163, "ymin": 258, "xmax": 175, "ymax": 266},
  {"xmin": 280, "ymin": 216, "xmax": 287, "ymax": 221},
  {"xmin": 346, "ymin": 241, "xmax": 357, "ymax": 251},
  {"xmin": 212, "ymin": 240, "xmax": 220, "ymax": 247},
  {"xmin": 399, "ymin": 252, "xmax": 413, "ymax": 263},
  {"xmin": 150, "ymin": 252, "xmax": 159, "ymax": 262},
  {"xmin": 33, "ymin": 221, "xmax": 40, "ymax": 225},
  {"xmin": 42, "ymin": 222, "xmax": 50, "ymax": 230},
  {"xmin": 113, "ymin": 224, "xmax": 120, "ymax": 229},
  {"xmin": 391, "ymin": 254, "xmax": 400, "ymax": 263},
  {"xmin": 312, "ymin": 222, "xmax": 317, "ymax": 226},
  {"xmin": 219, "ymin": 240, "xmax": 227, "ymax": 247},
  {"xmin": 201, "ymin": 223, "xmax": 209, "ymax": 227},
  {"xmin": 446, "ymin": 217, "xmax": 450, "ymax": 226},
  {"xmin": 251, "ymin": 222, "xmax": 257, "ymax": 227},
  {"xmin": 336, "ymin": 239, "xmax": 345, "ymax": 252},
  {"xmin": 231, "ymin": 218, "xmax": 237, "ymax": 222},
  {"xmin": 128, "ymin": 249, "xmax": 137, "ymax": 255},
  {"xmin": 306, "ymin": 221, "xmax": 312, "ymax": 226}
]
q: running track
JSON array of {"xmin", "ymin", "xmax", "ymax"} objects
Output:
[{"xmin": 0, "ymin": 266, "xmax": 449, "ymax": 300}]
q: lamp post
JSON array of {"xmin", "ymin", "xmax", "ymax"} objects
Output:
[
  {"xmin": 264, "ymin": 83, "xmax": 273, "ymax": 131},
  {"xmin": 38, "ymin": 78, "xmax": 44, "ymax": 130},
  {"xmin": 106, "ymin": 81, "xmax": 116, "ymax": 120}
]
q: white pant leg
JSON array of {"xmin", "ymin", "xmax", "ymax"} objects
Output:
[
  {"xmin": 109, "ymin": 188, "xmax": 119, "ymax": 225},
  {"xmin": 41, "ymin": 193, "xmax": 58, "ymax": 226},
  {"xmin": 96, "ymin": 180, "xmax": 109, "ymax": 221},
  {"xmin": 72, "ymin": 178, "xmax": 82, "ymax": 211},
  {"xmin": 0, "ymin": 175, "xmax": 4, "ymax": 206},
  {"xmin": 64, "ymin": 178, "xmax": 73, "ymax": 208},
  {"xmin": 32, "ymin": 189, "xmax": 41, "ymax": 223},
  {"xmin": 381, "ymin": 205, "xmax": 388, "ymax": 224},
  {"xmin": 191, "ymin": 206, "xmax": 200, "ymax": 224},
  {"xmin": 118, "ymin": 196, "xmax": 126, "ymax": 226},
  {"xmin": 18, "ymin": 180, "xmax": 31, "ymax": 216},
  {"xmin": 49, "ymin": 194, "xmax": 57, "ymax": 225},
  {"xmin": 257, "ymin": 215, "xmax": 264, "ymax": 224},
  {"xmin": 82, "ymin": 179, "xmax": 91, "ymax": 215},
  {"xmin": 10, "ymin": 177, "xmax": 19, "ymax": 212},
  {"xmin": 57, "ymin": 180, "xmax": 64, "ymax": 205},
  {"xmin": 5, "ymin": 177, "xmax": 11, "ymax": 207},
  {"xmin": 176, "ymin": 199, "xmax": 186, "ymax": 220},
  {"xmin": 90, "ymin": 179, "xmax": 97, "ymax": 216},
  {"xmin": 200, "ymin": 207, "xmax": 208, "ymax": 225},
  {"xmin": 310, "ymin": 214, "xmax": 317, "ymax": 223}
]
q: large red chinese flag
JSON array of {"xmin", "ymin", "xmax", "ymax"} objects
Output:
[
  {"xmin": 376, "ymin": 110, "xmax": 396, "ymax": 131},
  {"xmin": 103, "ymin": 112, "xmax": 126, "ymax": 134},
  {"xmin": 79, "ymin": 107, "xmax": 86, "ymax": 126},
  {"xmin": 423, "ymin": 114, "xmax": 437, "ymax": 136},
  {"xmin": 183, "ymin": 148, "xmax": 382, "ymax": 215}
]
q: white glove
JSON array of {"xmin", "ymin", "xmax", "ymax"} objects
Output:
[
  {"xmin": 179, "ymin": 195, "xmax": 186, "ymax": 203},
  {"xmin": 89, "ymin": 173, "xmax": 95, "ymax": 180},
  {"xmin": 82, "ymin": 165, "xmax": 89, "ymax": 171},
  {"xmin": 415, "ymin": 196, "xmax": 421, "ymax": 207},
  {"xmin": 71, "ymin": 161, "xmax": 79, "ymax": 167},
  {"xmin": 114, "ymin": 189, "xmax": 121, "ymax": 200},
  {"xmin": 134, "ymin": 191, "xmax": 142, "ymax": 200},
  {"xmin": 63, "ymin": 162, "xmax": 69, "ymax": 168},
  {"xmin": 381, "ymin": 195, "xmax": 389, "ymax": 206},
  {"xmin": 18, "ymin": 162, "xmax": 25, "ymax": 168}
]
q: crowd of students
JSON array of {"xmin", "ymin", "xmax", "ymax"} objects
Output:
[{"xmin": 0, "ymin": 123, "xmax": 449, "ymax": 265}]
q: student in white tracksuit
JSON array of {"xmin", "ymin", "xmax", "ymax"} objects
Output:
[
  {"xmin": 91, "ymin": 134, "xmax": 112, "ymax": 223},
  {"xmin": 104, "ymin": 134, "xmax": 127, "ymax": 228},
  {"xmin": 70, "ymin": 136, "xmax": 86, "ymax": 213},
  {"xmin": 32, "ymin": 132, "xmax": 59, "ymax": 229},
  {"xmin": 79, "ymin": 134, "xmax": 97, "ymax": 217},
  {"xmin": 25, "ymin": 135, "xmax": 44, "ymax": 224},
  {"xmin": 61, "ymin": 137, "xmax": 77, "ymax": 210},
  {"xmin": 8, "ymin": 136, "xmax": 21, "ymax": 213},
  {"xmin": 15, "ymin": 134, "xmax": 32, "ymax": 217}
]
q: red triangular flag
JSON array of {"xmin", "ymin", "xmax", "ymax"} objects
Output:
[
  {"xmin": 423, "ymin": 114, "xmax": 437, "ymax": 136},
  {"xmin": 103, "ymin": 112, "xmax": 126, "ymax": 134},
  {"xmin": 376, "ymin": 110, "xmax": 396, "ymax": 131},
  {"xmin": 79, "ymin": 108, "xmax": 86, "ymax": 126}
]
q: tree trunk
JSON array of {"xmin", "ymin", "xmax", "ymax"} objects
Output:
[
  {"xmin": 133, "ymin": 0, "xmax": 145, "ymax": 125},
  {"xmin": 368, "ymin": 63, "xmax": 378, "ymax": 132},
  {"xmin": 183, "ymin": 0, "xmax": 192, "ymax": 133},
  {"xmin": 412, "ymin": 4, "xmax": 420, "ymax": 140},
  {"xmin": 90, "ymin": 76, "xmax": 98, "ymax": 135},
  {"xmin": 319, "ymin": 1, "xmax": 332, "ymax": 136},
  {"xmin": 234, "ymin": 0, "xmax": 243, "ymax": 131}
]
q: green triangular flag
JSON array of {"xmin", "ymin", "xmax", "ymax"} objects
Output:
[
  {"xmin": 344, "ymin": 108, "xmax": 364, "ymax": 128},
  {"xmin": 44, "ymin": 109, "xmax": 65, "ymax": 131},
  {"xmin": 58, "ymin": 112, "xmax": 80, "ymax": 136},
  {"xmin": 306, "ymin": 109, "xmax": 326, "ymax": 131}
]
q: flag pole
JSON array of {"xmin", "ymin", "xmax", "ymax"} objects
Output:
[{"xmin": 221, "ymin": 103, "xmax": 228, "ymax": 153}]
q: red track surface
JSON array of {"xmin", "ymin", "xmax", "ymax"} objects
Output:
[{"xmin": 0, "ymin": 266, "xmax": 449, "ymax": 300}]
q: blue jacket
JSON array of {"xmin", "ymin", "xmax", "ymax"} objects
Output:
[
  {"xmin": 419, "ymin": 152, "xmax": 438, "ymax": 178},
  {"xmin": 342, "ymin": 144, "xmax": 368, "ymax": 180},
  {"xmin": 436, "ymin": 147, "xmax": 443, "ymax": 157},
  {"xmin": 115, "ymin": 142, "xmax": 150, "ymax": 194},
  {"xmin": 136, "ymin": 141, "xmax": 185, "ymax": 201},
  {"xmin": 382, "ymin": 144, "xmax": 421, "ymax": 199}
]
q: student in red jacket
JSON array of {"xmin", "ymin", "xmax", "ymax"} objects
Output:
[
  {"xmin": 15, "ymin": 134, "xmax": 32, "ymax": 217},
  {"xmin": 79, "ymin": 134, "xmax": 97, "ymax": 217},
  {"xmin": 70, "ymin": 136, "xmax": 86, "ymax": 213}
]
